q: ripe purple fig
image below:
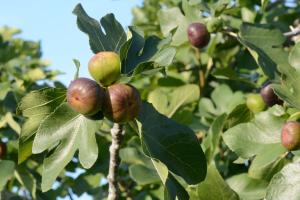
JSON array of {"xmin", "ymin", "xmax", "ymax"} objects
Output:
[
  {"xmin": 187, "ymin": 23, "xmax": 210, "ymax": 48},
  {"xmin": 67, "ymin": 77, "xmax": 105, "ymax": 116},
  {"xmin": 281, "ymin": 121, "xmax": 300, "ymax": 151},
  {"xmin": 88, "ymin": 51, "xmax": 121, "ymax": 86},
  {"xmin": 103, "ymin": 84, "xmax": 141, "ymax": 123},
  {"xmin": 260, "ymin": 83, "xmax": 283, "ymax": 107},
  {"xmin": 0, "ymin": 142, "xmax": 6, "ymax": 159}
]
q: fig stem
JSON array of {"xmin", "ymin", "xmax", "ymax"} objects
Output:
[{"xmin": 107, "ymin": 123, "xmax": 124, "ymax": 200}]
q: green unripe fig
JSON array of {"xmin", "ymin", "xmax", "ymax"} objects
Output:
[
  {"xmin": 281, "ymin": 121, "xmax": 300, "ymax": 151},
  {"xmin": 246, "ymin": 93, "xmax": 266, "ymax": 113},
  {"xmin": 67, "ymin": 77, "xmax": 105, "ymax": 116},
  {"xmin": 88, "ymin": 51, "xmax": 121, "ymax": 86},
  {"xmin": 0, "ymin": 142, "xmax": 6, "ymax": 159},
  {"xmin": 103, "ymin": 84, "xmax": 141, "ymax": 123},
  {"xmin": 187, "ymin": 23, "xmax": 210, "ymax": 48}
]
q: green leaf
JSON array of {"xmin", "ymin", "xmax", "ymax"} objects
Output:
[
  {"xmin": 188, "ymin": 164, "xmax": 239, "ymax": 200},
  {"xmin": 265, "ymin": 159, "xmax": 300, "ymax": 200},
  {"xmin": 289, "ymin": 43, "xmax": 300, "ymax": 70},
  {"xmin": 129, "ymin": 164, "xmax": 160, "ymax": 185},
  {"xmin": 152, "ymin": 160, "xmax": 189, "ymax": 200},
  {"xmin": 272, "ymin": 64, "xmax": 300, "ymax": 110},
  {"xmin": 261, "ymin": 0, "xmax": 269, "ymax": 11},
  {"xmin": 223, "ymin": 106, "xmax": 287, "ymax": 158},
  {"xmin": 15, "ymin": 167, "xmax": 37, "ymax": 199},
  {"xmin": 148, "ymin": 84, "xmax": 199, "ymax": 117},
  {"xmin": 120, "ymin": 27, "xmax": 176, "ymax": 75},
  {"xmin": 17, "ymin": 88, "xmax": 66, "ymax": 163},
  {"xmin": 198, "ymin": 84, "xmax": 245, "ymax": 118},
  {"xmin": 227, "ymin": 173, "xmax": 268, "ymax": 200},
  {"xmin": 137, "ymin": 102, "xmax": 207, "ymax": 185},
  {"xmin": 73, "ymin": 173, "xmax": 103, "ymax": 196},
  {"xmin": 158, "ymin": 0, "xmax": 202, "ymax": 46},
  {"xmin": 73, "ymin": 3, "xmax": 126, "ymax": 53},
  {"xmin": 238, "ymin": 23, "xmax": 288, "ymax": 79},
  {"xmin": 72, "ymin": 59, "xmax": 80, "ymax": 79},
  {"xmin": 203, "ymin": 113, "xmax": 227, "ymax": 163},
  {"xmin": 120, "ymin": 147, "xmax": 160, "ymax": 185},
  {"xmin": 0, "ymin": 82, "xmax": 10, "ymax": 100},
  {"xmin": 0, "ymin": 160, "xmax": 15, "ymax": 191},
  {"xmin": 225, "ymin": 104, "xmax": 253, "ymax": 128},
  {"xmin": 32, "ymin": 103, "xmax": 99, "ymax": 192},
  {"xmin": 248, "ymin": 145, "xmax": 287, "ymax": 181}
]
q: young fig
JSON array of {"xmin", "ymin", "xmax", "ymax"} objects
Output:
[
  {"xmin": 281, "ymin": 121, "xmax": 300, "ymax": 151},
  {"xmin": 103, "ymin": 84, "xmax": 141, "ymax": 123},
  {"xmin": 246, "ymin": 93, "xmax": 266, "ymax": 113},
  {"xmin": 187, "ymin": 23, "xmax": 210, "ymax": 48},
  {"xmin": 260, "ymin": 83, "xmax": 282, "ymax": 107},
  {"xmin": 88, "ymin": 51, "xmax": 121, "ymax": 86},
  {"xmin": 67, "ymin": 77, "xmax": 105, "ymax": 116}
]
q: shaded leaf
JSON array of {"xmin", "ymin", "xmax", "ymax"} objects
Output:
[
  {"xmin": 0, "ymin": 160, "xmax": 15, "ymax": 191},
  {"xmin": 137, "ymin": 102, "xmax": 207, "ymax": 185},
  {"xmin": 188, "ymin": 164, "xmax": 239, "ymax": 200}
]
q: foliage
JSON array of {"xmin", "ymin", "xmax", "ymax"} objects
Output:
[{"xmin": 1, "ymin": 0, "xmax": 300, "ymax": 199}]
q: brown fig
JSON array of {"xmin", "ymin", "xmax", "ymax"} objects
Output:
[
  {"xmin": 260, "ymin": 83, "xmax": 283, "ymax": 107},
  {"xmin": 281, "ymin": 121, "xmax": 300, "ymax": 151},
  {"xmin": 103, "ymin": 84, "xmax": 141, "ymax": 123},
  {"xmin": 67, "ymin": 77, "xmax": 105, "ymax": 116},
  {"xmin": 187, "ymin": 23, "xmax": 210, "ymax": 48}
]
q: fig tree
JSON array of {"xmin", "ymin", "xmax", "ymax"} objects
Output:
[
  {"xmin": 187, "ymin": 22, "xmax": 210, "ymax": 48},
  {"xmin": 0, "ymin": 142, "xmax": 6, "ymax": 159},
  {"xmin": 260, "ymin": 83, "xmax": 282, "ymax": 107},
  {"xmin": 281, "ymin": 121, "xmax": 300, "ymax": 151},
  {"xmin": 88, "ymin": 51, "xmax": 121, "ymax": 86},
  {"xmin": 67, "ymin": 77, "xmax": 105, "ymax": 116},
  {"xmin": 246, "ymin": 93, "xmax": 266, "ymax": 113},
  {"xmin": 103, "ymin": 84, "xmax": 141, "ymax": 123}
]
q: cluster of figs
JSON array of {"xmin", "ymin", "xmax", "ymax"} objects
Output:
[
  {"xmin": 187, "ymin": 22, "xmax": 300, "ymax": 152},
  {"xmin": 246, "ymin": 83, "xmax": 300, "ymax": 152},
  {"xmin": 67, "ymin": 51, "xmax": 141, "ymax": 123}
]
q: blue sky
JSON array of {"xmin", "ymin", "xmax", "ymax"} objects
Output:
[
  {"xmin": 0, "ymin": 0, "xmax": 142, "ymax": 86},
  {"xmin": 0, "ymin": 1, "xmax": 142, "ymax": 199}
]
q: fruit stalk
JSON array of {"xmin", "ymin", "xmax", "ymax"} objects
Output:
[{"xmin": 107, "ymin": 123, "xmax": 124, "ymax": 200}]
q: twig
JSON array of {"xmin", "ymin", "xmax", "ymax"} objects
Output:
[
  {"xmin": 284, "ymin": 28, "xmax": 300, "ymax": 38},
  {"xmin": 67, "ymin": 189, "xmax": 74, "ymax": 200},
  {"xmin": 266, "ymin": 0, "xmax": 285, "ymax": 11},
  {"xmin": 107, "ymin": 123, "xmax": 125, "ymax": 200}
]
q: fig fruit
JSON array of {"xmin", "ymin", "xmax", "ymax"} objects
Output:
[
  {"xmin": 260, "ymin": 83, "xmax": 282, "ymax": 107},
  {"xmin": 187, "ymin": 23, "xmax": 210, "ymax": 48},
  {"xmin": 103, "ymin": 84, "xmax": 141, "ymax": 123},
  {"xmin": 0, "ymin": 142, "xmax": 6, "ymax": 159},
  {"xmin": 67, "ymin": 77, "xmax": 105, "ymax": 116},
  {"xmin": 246, "ymin": 93, "xmax": 266, "ymax": 113},
  {"xmin": 88, "ymin": 51, "xmax": 121, "ymax": 86},
  {"xmin": 281, "ymin": 121, "xmax": 300, "ymax": 151}
]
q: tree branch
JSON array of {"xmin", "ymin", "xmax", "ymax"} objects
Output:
[
  {"xmin": 284, "ymin": 28, "xmax": 300, "ymax": 38},
  {"xmin": 107, "ymin": 123, "xmax": 124, "ymax": 200}
]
